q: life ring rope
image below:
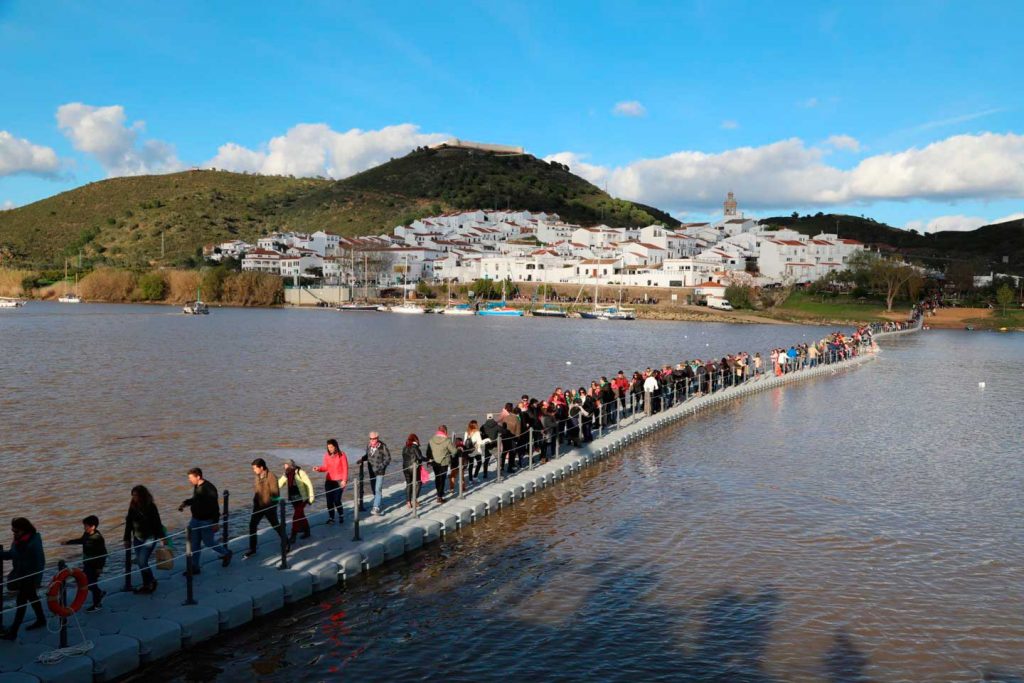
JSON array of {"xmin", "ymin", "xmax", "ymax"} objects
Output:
[{"xmin": 46, "ymin": 567, "xmax": 89, "ymax": 617}]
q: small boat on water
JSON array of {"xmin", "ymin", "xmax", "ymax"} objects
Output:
[
  {"xmin": 441, "ymin": 303, "xmax": 476, "ymax": 316},
  {"xmin": 478, "ymin": 304, "xmax": 523, "ymax": 317},
  {"xmin": 531, "ymin": 304, "xmax": 568, "ymax": 318},
  {"xmin": 58, "ymin": 259, "xmax": 81, "ymax": 303},
  {"xmin": 477, "ymin": 281, "xmax": 523, "ymax": 317},
  {"xmin": 0, "ymin": 297, "xmax": 26, "ymax": 308},
  {"xmin": 183, "ymin": 284, "xmax": 209, "ymax": 315},
  {"xmin": 337, "ymin": 303, "xmax": 379, "ymax": 311},
  {"xmin": 389, "ymin": 302, "xmax": 426, "ymax": 314},
  {"xmin": 183, "ymin": 300, "xmax": 209, "ymax": 315}
]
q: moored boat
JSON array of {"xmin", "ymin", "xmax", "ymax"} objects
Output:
[
  {"xmin": 441, "ymin": 303, "xmax": 476, "ymax": 316},
  {"xmin": 0, "ymin": 297, "xmax": 26, "ymax": 308},
  {"xmin": 531, "ymin": 304, "xmax": 568, "ymax": 318}
]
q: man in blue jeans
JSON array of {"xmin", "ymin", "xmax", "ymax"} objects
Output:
[
  {"xmin": 178, "ymin": 467, "xmax": 232, "ymax": 574},
  {"xmin": 362, "ymin": 432, "xmax": 391, "ymax": 516}
]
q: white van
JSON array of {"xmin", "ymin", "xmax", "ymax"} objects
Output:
[{"xmin": 706, "ymin": 295, "xmax": 733, "ymax": 311}]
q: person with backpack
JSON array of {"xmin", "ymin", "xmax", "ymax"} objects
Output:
[{"xmin": 426, "ymin": 425, "xmax": 457, "ymax": 504}]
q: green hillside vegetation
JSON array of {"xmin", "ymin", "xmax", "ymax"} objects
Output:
[
  {"xmin": 0, "ymin": 146, "xmax": 677, "ymax": 268},
  {"xmin": 761, "ymin": 213, "xmax": 1024, "ymax": 275}
]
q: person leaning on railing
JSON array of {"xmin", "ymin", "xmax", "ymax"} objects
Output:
[{"xmin": 0, "ymin": 517, "xmax": 46, "ymax": 640}]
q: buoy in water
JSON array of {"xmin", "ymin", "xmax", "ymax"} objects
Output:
[
  {"xmin": 566, "ymin": 361, "xmax": 572, "ymax": 365},
  {"xmin": 978, "ymin": 381, "xmax": 986, "ymax": 389}
]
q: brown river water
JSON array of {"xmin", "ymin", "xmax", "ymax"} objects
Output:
[{"xmin": 3, "ymin": 303, "xmax": 1023, "ymax": 681}]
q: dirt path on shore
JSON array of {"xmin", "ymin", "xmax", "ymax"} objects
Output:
[
  {"xmin": 637, "ymin": 304, "xmax": 792, "ymax": 325},
  {"xmin": 925, "ymin": 307, "xmax": 992, "ymax": 328}
]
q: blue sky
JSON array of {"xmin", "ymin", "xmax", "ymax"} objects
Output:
[{"xmin": 2, "ymin": 0, "xmax": 1022, "ymax": 232}]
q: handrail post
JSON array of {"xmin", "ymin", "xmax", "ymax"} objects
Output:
[
  {"xmin": 278, "ymin": 498, "xmax": 288, "ymax": 569},
  {"xmin": 58, "ymin": 560, "xmax": 68, "ymax": 648},
  {"xmin": 458, "ymin": 457, "xmax": 465, "ymax": 499},
  {"xmin": 357, "ymin": 461, "xmax": 366, "ymax": 512},
  {"xmin": 529, "ymin": 430, "xmax": 535, "ymax": 470},
  {"xmin": 0, "ymin": 543, "xmax": 4, "ymax": 629},
  {"xmin": 183, "ymin": 532, "xmax": 196, "ymax": 605},
  {"xmin": 221, "ymin": 490, "xmax": 230, "ymax": 547},
  {"xmin": 123, "ymin": 539, "xmax": 133, "ymax": 592},
  {"xmin": 413, "ymin": 463, "xmax": 420, "ymax": 518},
  {"xmin": 497, "ymin": 443, "xmax": 504, "ymax": 483},
  {"xmin": 351, "ymin": 472, "xmax": 362, "ymax": 541}
]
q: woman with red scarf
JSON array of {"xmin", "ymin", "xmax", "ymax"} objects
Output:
[{"xmin": 1, "ymin": 517, "xmax": 46, "ymax": 640}]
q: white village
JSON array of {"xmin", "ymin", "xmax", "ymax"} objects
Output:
[{"xmin": 214, "ymin": 189, "xmax": 864, "ymax": 306}]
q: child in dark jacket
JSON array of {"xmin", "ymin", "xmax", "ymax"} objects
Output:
[{"xmin": 62, "ymin": 515, "xmax": 108, "ymax": 612}]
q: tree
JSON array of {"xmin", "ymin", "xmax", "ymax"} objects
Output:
[
  {"xmin": 867, "ymin": 255, "xmax": 918, "ymax": 311},
  {"xmin": 946, "ymin": 260, "xmax": 976, "ymax": 296},
  {"xmin": 136, "ymin": 272, "xmax": 167, "ymax": 301},
  {"xmin": 996, "ymin": 283, "xmax": 1014, "ymax": 314}
]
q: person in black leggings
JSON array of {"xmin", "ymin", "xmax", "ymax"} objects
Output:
[{"xmin": 1, "ymin": 517, "xmax": 47, "ymax": 640}]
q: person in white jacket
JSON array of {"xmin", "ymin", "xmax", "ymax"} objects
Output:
[
  {"xmin": 643, "ymin": 372, "xmax": 659, "ymax": 416},
  {"xmin": 279, "ymin": 459, "xmax": 315, "ymax": 544},
  {"xmin": 463, "ymin": 420, "xmax": 485, "ymax": 484}
]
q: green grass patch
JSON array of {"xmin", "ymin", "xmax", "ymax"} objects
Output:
[{"xmin": 776, "ymin": 292, "xmax": 899, "ymax": 322}]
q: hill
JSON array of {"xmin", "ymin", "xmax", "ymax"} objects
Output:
[
  {"xmin": 760, "ymin": 213, "xmax": 1024, "ymax": 275},
  {"xmin": 0, "ymin": 146, "xmax": 678, "ymax": 268}
]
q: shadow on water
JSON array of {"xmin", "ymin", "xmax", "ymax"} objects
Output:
[
  {"xmin": 823, "ymin": 629, "xmax": 870, "ymax": 683},
  {"xmin": 137, "ymin": 542, "xmax": 790, "ymax": 682}
]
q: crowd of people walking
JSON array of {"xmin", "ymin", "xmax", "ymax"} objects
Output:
[{"xmin": 1, "ymin": 322, "xmax": 888, "ymax": 639}]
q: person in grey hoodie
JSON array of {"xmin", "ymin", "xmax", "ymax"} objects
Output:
[
  {"xmin": 362, "ymin": 432, "xmax": 392, "ymax": 515},
  {"xmin": 426, "ymin": 425, "xmax": 457, "ymax": 504}
]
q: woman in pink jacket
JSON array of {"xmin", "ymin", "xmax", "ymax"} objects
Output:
[{"xmin": 313, "ymin": 439, "xmax": 348, "ymax": 524}]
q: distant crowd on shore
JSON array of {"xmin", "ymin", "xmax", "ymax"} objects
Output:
[{"xmin": 2, "ymin": 319, "xmax": 894, "ymax": 640}]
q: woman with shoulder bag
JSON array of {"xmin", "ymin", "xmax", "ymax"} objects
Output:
[{"xmin": 124, "ymin": 485, "xmax": 165, "ymax": 595}]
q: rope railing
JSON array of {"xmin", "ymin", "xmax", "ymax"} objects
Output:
[{"xmin": 1, "ymin": 321, "xmax": 903, "ymax": 626}]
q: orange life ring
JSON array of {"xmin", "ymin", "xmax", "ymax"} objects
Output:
[{"xmin": 46, "ymin": 568, "xmax": 89, "ymax": 617}]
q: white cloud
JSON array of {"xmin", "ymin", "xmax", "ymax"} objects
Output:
[
  {"xmin": 550, "ymin": 132, "xmax": 1024, "ymax": 212},
  {"xmin": 720, "ymin": 120, "xmax": 739, "ymax": 130},
  {"xmin": 826, "ymin": 134, "xmax": 861, "ymax": 152},
  {"xmin": 0, "ymin": 131, "xmax": 61, "ymax": 177},
  {"xmin": 801, "ymin": 97, "xmax": 819, "ymax": 108},
  {"xmin": 205, "ymin": 123, "xmax": 447, "ymax": 179},
  {"xmin": 612, "ymin": 101, "xmax": 646, "ymax": 118},
  {"xmin": 906, "ymin": 211, "xmax": 1024, "ymax": 234},
  {"xmin": 56, "ymin": 103, "xmax": 183, "ymax": 176},
  {"xmin": 2, "ymin": 199, "xmax": 16, "ymax": 210},
  {"xmin": 543, "ymin": 151, "xmax": 610, "ymax": 188}
]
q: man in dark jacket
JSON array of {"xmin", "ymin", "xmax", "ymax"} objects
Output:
[
  {"xmin": 62, "ymin": 515, "xmax": 108, "ymax": 612},
  {"xmin": 500, "ymin": 403, "xmax": 521, "ymax": 473},
  {"xmin": 480, "ymin": 413, "xmax": 500, "ymax": 479},
  {"xmin": 362, "ymin": 432, "xmax": 392, "ymax": 515},
  {"xmin": 244, "ymin": 458, "xmax": 288, "ymax": 559},
  {"xmin": 179, "ymin": 467, "xmax": 232, "ymax": 573}
]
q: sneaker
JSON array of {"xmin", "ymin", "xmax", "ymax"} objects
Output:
[
  {"xmin": 326, "ymin": 518, "xmax": 335, "ymax": 525},
  {"xmin": 371, "ymin": 507, "xmax": 381, "ymax": 516},
  {"xmin": 221, "ymin": 550, "xmax": 234, "ymax": 567},
  {"xmin": 86, "ymin": 604, "xmax": 103, "ymax": 613},
  {"xmin": 243, "ymin": 550, "xmax": 257, "ymax": 559}
]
